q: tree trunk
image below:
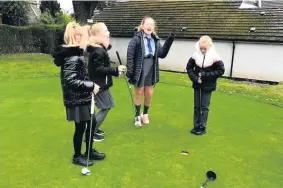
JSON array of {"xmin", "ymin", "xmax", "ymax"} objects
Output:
[{"xmin": 72, "ymin": 1, "xmax": 98, "ymax": 24}]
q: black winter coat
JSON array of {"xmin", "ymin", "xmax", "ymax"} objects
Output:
[
  {"xmin": 186, "ymin": 58, "xmax": 225, "ymax": 92},
  {"xmin": 52, "ymin": 46, "xmax": 95, "ymax": 107},
  {"xmin": 126, "ymin": 31, "xmax": 175, "ymax": 85},
  {"xmin": 87, "ymin": 45, "xmax": 119, "ymax": 91}
]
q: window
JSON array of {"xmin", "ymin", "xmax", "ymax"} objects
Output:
[{"xmin": 239, "ymin": 0, "xmax": 262, "ymax": 9}]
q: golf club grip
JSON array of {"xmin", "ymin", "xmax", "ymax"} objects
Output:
[
  {"xmin": 91, "ymin": 93, "xmax": 95, "ymax": 115},
  {"xmin": 116, "ymin": 51, "xmax": 123, "ymax": 65}
]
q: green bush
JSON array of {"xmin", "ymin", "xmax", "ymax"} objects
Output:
[
  {"xmin": 40, "ymin": 11, "xmax": 74, "ymax": 25},
  {"xmin": 0, "ymin": 24, "xmax": 65, "ymax": 54},
  {"xmin": 39, "ymin": 11, "xmax": 56, "ymax": 25},
  {"xmin": 54, "ymin": 13, "xmax": 74, "ymax": 25}
]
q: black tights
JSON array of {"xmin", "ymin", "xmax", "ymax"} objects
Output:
[{"xmin": 73, "ymin": 116, "xmax": 96, "ymax": 158}]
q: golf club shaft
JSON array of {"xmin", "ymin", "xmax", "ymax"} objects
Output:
[
  {"xmin": 200, "ymin": 179, "xmax": 209, "ymax": 187},
  {"xmin": 86, "ymin": 93, "xmax": 95, "ymax": 168},
  {"xmin": 199, "ymin": 54, "xmax": 206, "ymax": 125},
  {"xmin": 116, "ymin": 51, "xmax": 136, "ymax": 118}
]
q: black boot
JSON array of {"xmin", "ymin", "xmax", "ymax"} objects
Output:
[
  {"xmin": 85, "ymin": 149, "xmax": 106, "ymax": 160},
  {"xmin": 72, "ymin": 155, "xmax": 93, "ymax": 167},
  {"xmin": 96, "ymin": 129, "xmax": 105, "ymax": 136},
  {"xmin": 93, "ymin": 133, "xmax": 104, "ymax": 142},
  {"xmin": 190, "ymin": 127, "xmax": 198, "ymax": 134},
  {"xmin": 195, "ymin": 127, "xmax": 206, "ymax": 136}
]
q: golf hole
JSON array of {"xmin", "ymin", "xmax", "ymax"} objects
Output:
[{"xmin": 180, "ymin": 150, "xmax": 189, "ymax": 155}]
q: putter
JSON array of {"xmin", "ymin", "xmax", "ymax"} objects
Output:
[
  {"xmin": 200, "ymin": 171, "xmax": 217, "ymax": 188},
  {"xmin": 197, "ymin": 54, "xmax": 206, "ymax": 134},
  {"xmin": 181, "ymin": 26, "xmax": 187, "ymax": 32},
  {"xmin": 116, "ymin": 51, "xmax": 135, "ymax": 118},
  {"xmin": 81, "ymin": 93, "xmax": 95, "ymax": 176}
]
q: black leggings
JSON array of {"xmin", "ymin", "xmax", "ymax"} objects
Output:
[
  {"xmin": 73, "ymin": 116, "xmax": 97, "ymax": 158},
  {"xmin": 95, "ymin": 108, "xmax": 111, "ymax": 132}
]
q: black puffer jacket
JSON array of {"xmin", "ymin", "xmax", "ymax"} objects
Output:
[
  {"xmin": 126, "ymin": 31, "xmax": 175, "ymax": 85},
  {"xmin": 87, "ymin": 45, "xmax": 119, "ymax": 91},
  {"xmin": 186, "ymin": 57, "xmax": 225, "ymax": 92},
  {"xmin": 52, "ymin": 46, "xmax": 95, "ymax": 107}
]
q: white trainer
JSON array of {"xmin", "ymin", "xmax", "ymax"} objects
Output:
[
  {"xmin": 134, "ymin": 116, "xmax": 142, "ymax": 127},
  {"xmin": 141, "ymin": 113, "xmax": 150, "ymax": 124}
]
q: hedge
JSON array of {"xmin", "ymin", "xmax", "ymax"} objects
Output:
[{"xmin": 0, "ymin": 24, "xmax": 65, "ymax": 54}]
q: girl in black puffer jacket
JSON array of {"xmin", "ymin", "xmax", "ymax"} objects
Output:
[
  {"xmin": 87, "ymin": 23, "xmax": 126, "ymax": 141},
  {"xmin": 186, "ymin": 36, "xmax": 225, "ymax": 136},
  {"xmin": 52, "ymin": 22, "xmax": 106, "ymax": 167}
]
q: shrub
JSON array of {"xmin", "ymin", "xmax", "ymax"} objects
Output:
[{"xmin": 0, "ymin": 24, "xmax": 65, "ymax": 54}]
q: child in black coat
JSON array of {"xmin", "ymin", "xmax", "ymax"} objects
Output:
[
  {"xmin": 52, "ymin": 22, "xmax": 106, "ymax": 166},
  {"xmin": 186, "ymin": 36, "xmax": 225, "ymax": 135},
  {"xmin": 87, "ymin": 23, "xmax": 126, "ymax": 141}
]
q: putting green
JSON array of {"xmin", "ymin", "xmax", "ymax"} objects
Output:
[{"xmin": 0, "ymin": 54, "xmax": 282, "ymax": 188}]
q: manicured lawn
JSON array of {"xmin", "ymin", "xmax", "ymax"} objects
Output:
[{"xmin": 0, "ymin": 54, "xmax": 282, "ymax": 188}]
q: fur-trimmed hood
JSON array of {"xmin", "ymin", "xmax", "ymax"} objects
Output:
[{"xmin": 192, "ymin": 41, "xmax": 221, "ymax": 68}]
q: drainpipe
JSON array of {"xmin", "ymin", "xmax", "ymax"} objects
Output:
[{"xmin": 230, "ymin": 41, "xmax": 236, "ymax": 79}]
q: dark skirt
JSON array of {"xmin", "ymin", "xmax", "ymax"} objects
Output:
[
  {"xmin": 66, "ymin": 104, "xmax": 91, "ymax": 123},
  {"xmin": 94, "ymin": 89, "xmax": 115, "ymax": 110},
  {"xmin": 137, "ymin": 57, "xmax": 154, "ymax": 88}
]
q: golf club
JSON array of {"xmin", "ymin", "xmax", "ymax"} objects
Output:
[
  {"xmin": 81, "ymin": 93, "xmax": 95, "ymax": 176},
  {"xmin": 200, "ymin": 171, "xmax": 217, "ymax": 188},
  {"xmin": 116, "ymin": 51, "xmax": 135, "ymax": 118},
  {"xmin": 197, "ymin": 54, "xmax": 206, "ymax": 134},
  {"xmin": 181, "ymin": 26, "xmax": 187, "ymax": 32}
]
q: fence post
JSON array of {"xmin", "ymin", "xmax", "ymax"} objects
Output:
[{"xmin": 0, "ymin": 13, "xmax": 2, "ymax": 24}]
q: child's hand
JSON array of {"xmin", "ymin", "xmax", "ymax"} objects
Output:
[
  {"xmin": 118, "ymin": 65, "xmax": 127, "ymax": 73},
  {"xmin": 197, "ymin": 77, "xmax": 202, "ymax": 83},
  {"xmin": 93, "ymin": 84, "xmax": 100, "ymax": 95}
]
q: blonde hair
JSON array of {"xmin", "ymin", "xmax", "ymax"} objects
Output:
[
  {"xmin": 137, "ymin": 16, "xmax": 157, "ymax": 35},
  {"xmin": 82, "ymin": 24, "xmax": 91, "ymax": 37},
  {"xmin": 199, "ymin": 35, "xmax": 213, "ymax": 47},
  {"xmin": 64, "ymin": 21, "xmax": 80, "ymax": 46},
  {"xmin": 88, "ymin": 22, "xmax": 107, "ymax": 47}
]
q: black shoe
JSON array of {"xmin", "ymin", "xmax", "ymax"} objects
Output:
[
  {"xmin": 195, "ymin": 127, "xmax": 206, "ymax": 136},
  {"xmin": 96, "ymin": 129, "xmax": 105, "ymax": 136},
  {"xmin": 190, "ymin": 127, "xmax": 198, "ymax": 134},
  {"xmin": 72, "ymin": 155, "xmax": 93, "ymax": 167},
  {"xmin": 85, "ymin": 149, "xmax": 106, "ymax": 160},
  {"xmin": 93, "ymin": 133, "xmax": 104, "ymax": 142}
]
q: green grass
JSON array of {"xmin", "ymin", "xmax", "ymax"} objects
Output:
[{"xmin": 0, "ymin": 54, "xmax": 283, "ymax": 188}]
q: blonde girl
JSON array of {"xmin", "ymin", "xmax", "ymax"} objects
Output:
[
  {"xmin": 87, "ymin": 23, "xmax": 126, "ymax": 141},
  {"xmin": 52, "ymin": 22, "xmax": 106, "ymax": 167},
  {"xmin": 126, "ymin": 16, "xmax": 175, "ymax": 126},
  {"xmin": 186, "ymin": 35, "xmax": 225, "ymax": 135}
]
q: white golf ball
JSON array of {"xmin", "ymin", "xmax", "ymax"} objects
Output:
[{"xmin": 81, "ymin": 167, "xmax": 91, "ymax": 176}]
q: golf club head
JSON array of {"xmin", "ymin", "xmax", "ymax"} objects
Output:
[
  {"xmin": 181, "ymin": 27, "xmax": 187, "ymax": 32},
  {"xmin": 206, "ymin": 171, "xmax": 217, "ymax": 181},
  {"xmin": 81, "ymin": 167, "xmax": 91, "ymax": 176}
]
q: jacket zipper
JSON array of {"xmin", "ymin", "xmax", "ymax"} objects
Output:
[
  {"xmin": 202, "ymin": 54, "xmax": 206, "ymax": 69},
  {"xmin": 137, "ymin": 36, "xmax": 145, "ymax": 82},
  {"xmin": 154, "ymin": 42, "xmax": 158, "ymax": 84}
]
